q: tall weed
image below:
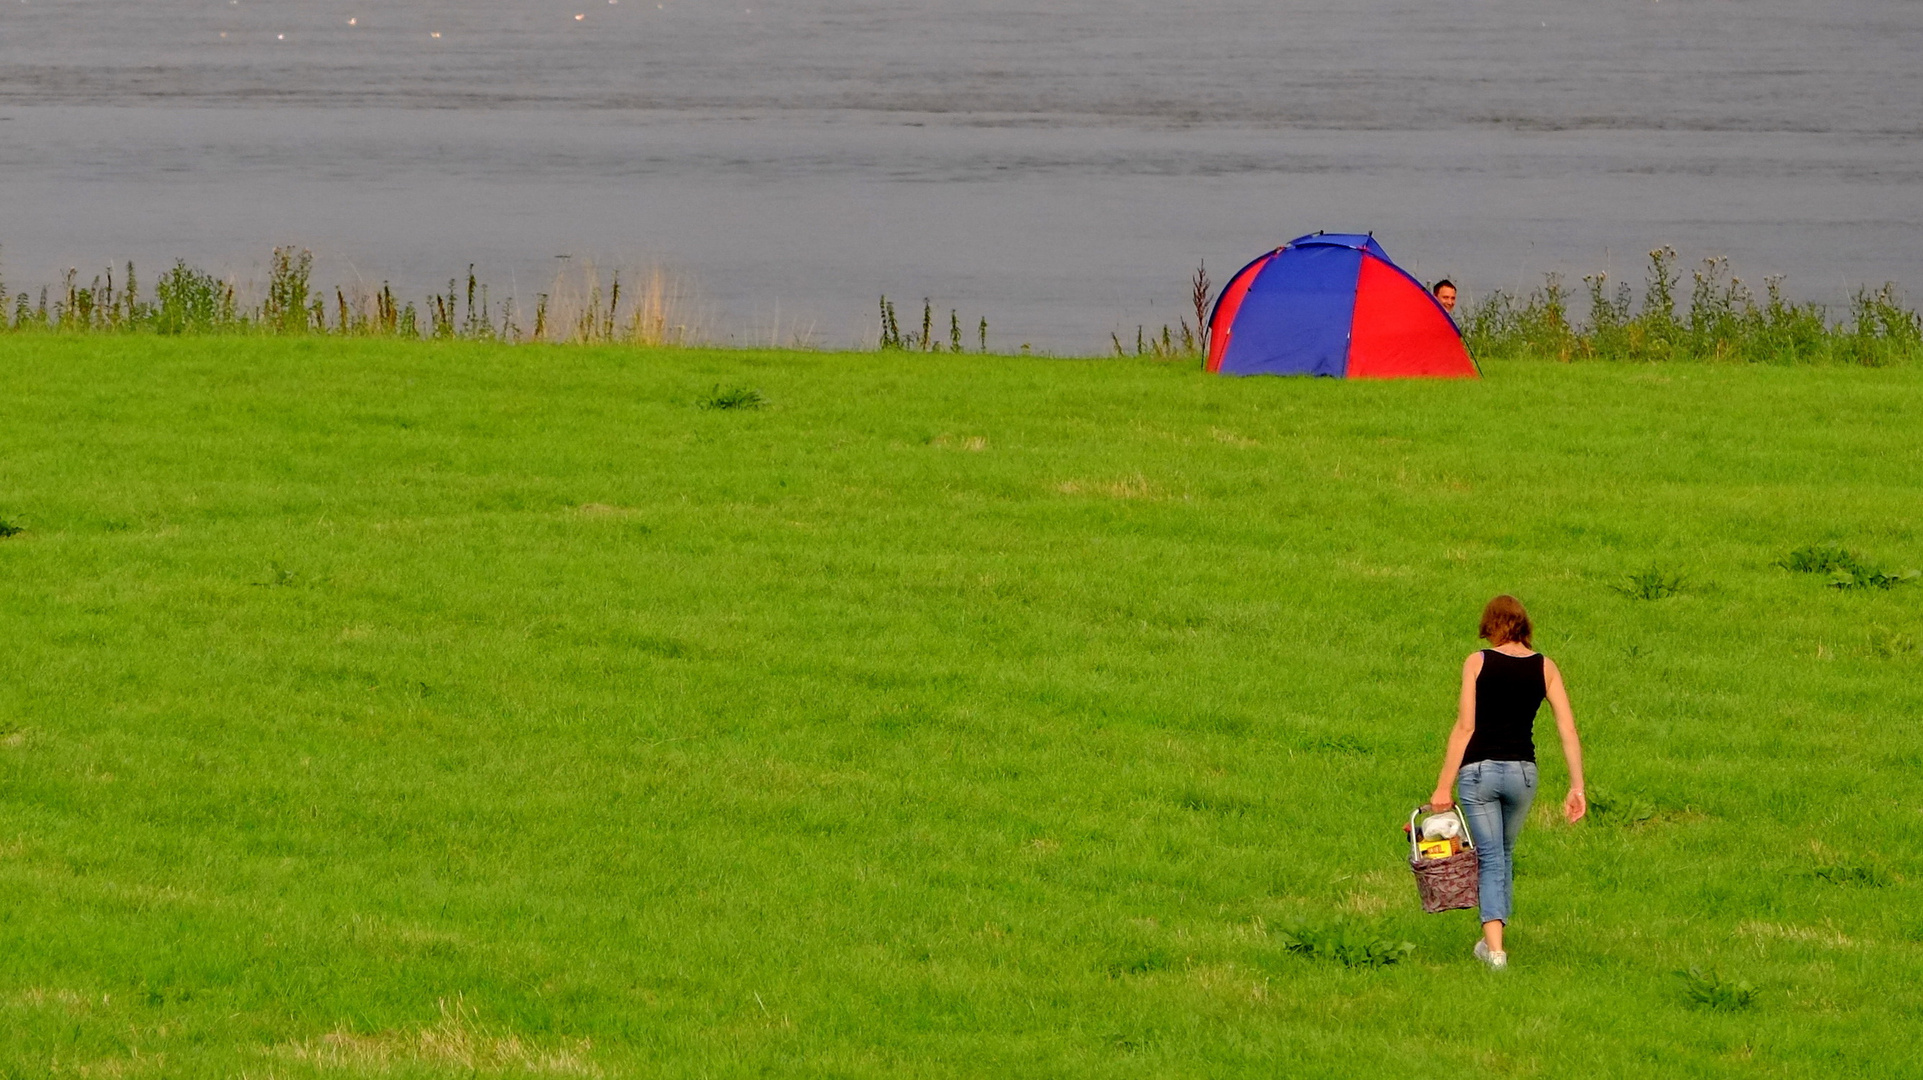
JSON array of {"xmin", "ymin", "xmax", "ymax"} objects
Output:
[{"xmin": 877, "ymin": 296, "xmax": 991, "ymax": 353}]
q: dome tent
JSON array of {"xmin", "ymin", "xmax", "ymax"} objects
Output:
[{"xmin": 1205, "ymin": 233, "xmax": 1478, "ymax": 379}]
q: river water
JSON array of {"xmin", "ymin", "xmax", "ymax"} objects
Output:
[{"xmin": 1, "ymin": 0, "xmax": 1918, "ymax": 352}]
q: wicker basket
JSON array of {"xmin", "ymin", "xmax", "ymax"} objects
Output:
[{"xmin": 1407, "ymin": 806, "xmax": 1480, "ymax": 914}]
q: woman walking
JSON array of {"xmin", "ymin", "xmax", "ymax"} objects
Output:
[{"xmin": 1429, "ymin": 595, "xmax": 1586, "ymax": 970}]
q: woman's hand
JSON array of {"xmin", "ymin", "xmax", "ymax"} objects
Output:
[
  {"xmin": 1428, "ymin": 789, "xmax": 1454, "ymax": 812},
  {"xmin": 1563, "ymin": 788, "xmax": 1587, "ymax": 823}
]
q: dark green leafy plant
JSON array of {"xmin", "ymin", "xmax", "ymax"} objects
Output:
[
  {"xmin": 0, "ymin": 519, "xmax": 21, "ymax": 538},
  {"xmin": 1866, "ymin": 626, "xmax": 1917, "ymax": 658},
  {"xmin": 252, "ymin": 562, "xmax": 300, "ymax": 587},
  {"xmin": 1103, "ymin": 949, "xmax": 1172, "ymax": 977},
  {"xmin": 1814, "ymin": 862, "xmax": 1890, "ymax": 888},
  {"xmin": 1279, "ymin": 922, "xmax": 1416, "ymax": 969},
  {"xmin": 1827, "ymin": 566, "xmax": 1920, "ymax": 591},
  {"xmin": 700, "ymin": 386, "xmax": 767, "ymax": 411},
  {"xmin": 1779, "ymin": 544, "xmax": 1858, "ymax": 575},
  {"xmin": 1587, "ymin": 789, "xmax": 1657, "ymax": 826},
  {"xmin": 1778, "ymin": 545, "xmax": 1919, "ymax": 590},
  {"xmin": 1677, "ymin": 968, "xmax": 1757, "ymax": 1011},
  {"xmin": 1613, "ymin": 565, "xmax": 1685, "ymax": 600}
]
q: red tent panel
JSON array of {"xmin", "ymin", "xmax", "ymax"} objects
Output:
[
  {"xmin": 1346, "ymin": 255, "xmax": 1477, "ymax": 379},
  {"xmin": 1205, "ymin": 253, "xmax": 1273, "ymax": 373}
]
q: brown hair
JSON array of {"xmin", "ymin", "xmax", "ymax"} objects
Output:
[{"xmin": 1478, "ymin": 595, "xmax": 1533, "ymax": 647}]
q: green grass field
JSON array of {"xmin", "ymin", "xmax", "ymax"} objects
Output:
[{"xmin": 2, "ymin": 337, "xmax": 1920, "ymax": 1078}]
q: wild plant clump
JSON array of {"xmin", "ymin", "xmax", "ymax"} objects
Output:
[
  {"xmin": 1676, "ymin": 968, "xmax": 1758, "ymax": 1011},
  {"xmin": 1464, "ymin": 248, "xmax": 1922, "ymax": 365},
  {"xmin": 698, "ymin": 385, "xmax": 767, "ymax": 410},
  {"xmin": 1612, "ymin": 564, "xmax": 1686, "ymax": 600},
  {"xmin": 1277, "ymin": 921, "xmax": 1416, "ymax": 969},
  {"xmin": 1777, "ymin": 545, "xmax": 1919, "ymax": 590},
  {"xmin": 1586, "ymin": 789, "xmax": 1658, "ymax": 826},
  {"xmin": 1812, "ymin": 861, "xmax": 1891, "ymax": 887}
]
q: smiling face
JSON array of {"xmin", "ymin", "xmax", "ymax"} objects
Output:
[{"xmin": 1434, "ymin": 284, "xmax": 1457, "ymax": 313}]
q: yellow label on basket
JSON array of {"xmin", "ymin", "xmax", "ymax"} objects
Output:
[{"xmin": 1417, "ymin": 839, "xmax": 1455, "ymax": 860}]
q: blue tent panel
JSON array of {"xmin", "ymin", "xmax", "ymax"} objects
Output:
[
  {"xmin": 1285, "ymin": 233, "xmax": 1390, "ymax": 262},
  {"xmin": 1217, "ymin": 244, "xmax": 1362, "ymax": 377}
]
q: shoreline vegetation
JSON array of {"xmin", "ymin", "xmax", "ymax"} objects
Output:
[
  {"xmin": 1, "ymin": 246, "xmax": 1918, "ymax": 365},
  {"xmin": 1461, "ymin": 247, "xmax": 1921, "ymax": 367},
  {"xmin": 0, "ymin": 248, "xmax": 710, "ymax": 349}
]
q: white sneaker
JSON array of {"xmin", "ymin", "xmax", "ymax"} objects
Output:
[{"xmin": 1474, "ymin": 940, "xmax": 1509, "ymax": 970}]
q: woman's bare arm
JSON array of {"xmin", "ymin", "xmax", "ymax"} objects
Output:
[
  {"xmin": 1429, "ymin": 652, "xmax": 1482, "ymax": 810},
  {"xmin": 1544, "ymin": 657, "xmax": 1587, "ymax": 822}
]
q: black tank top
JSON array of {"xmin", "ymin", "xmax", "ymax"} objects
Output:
[{"xmin": 1461, "ymin": 650, "xmax": 1546, "ymax": 765}]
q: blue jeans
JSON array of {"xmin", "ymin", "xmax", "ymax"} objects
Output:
[{"xmin": 1457, "ymin": 760, "xmax": 1537, "ymax": 924}]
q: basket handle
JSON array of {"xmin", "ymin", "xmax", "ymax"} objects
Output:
[{"xmin": 1409, "ymin": 805, "xmax": 1476, "ymax": 859}]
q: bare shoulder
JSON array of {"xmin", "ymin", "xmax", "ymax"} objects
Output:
[
  {"xmin": 1542, "ymin": 654, "xmax": 1563, "ymax": 681},
  {"xmin": 1463, "ymin": 651, "xmax": 1485, "ymax": 675}
]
